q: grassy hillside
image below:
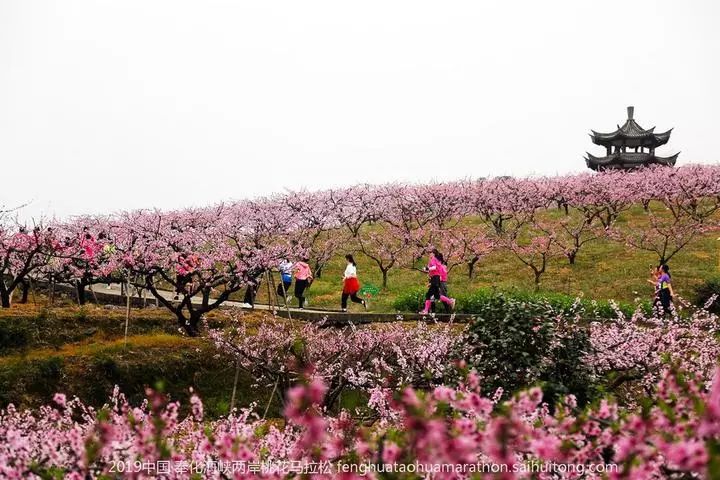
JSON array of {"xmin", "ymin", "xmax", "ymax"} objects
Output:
[
  {"xmin": 0, "ymin": 303, "xmax": 453, "ymax": 416},
  {"xmin": 1, "ymin": 205, "xmax": 718, "ymax": 412},
  {"xmin": 249, "ymin": 206, "xmax": 720, "ymax": 312},
  {"xmin": 0, "ymin": 304, "xmax": 281, "ymax": 417}
]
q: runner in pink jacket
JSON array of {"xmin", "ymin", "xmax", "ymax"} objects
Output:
[
  {"xmin": 420, "ymin": 249, "xmax": 455, "ymax": 314},
  {"xmin": 293, "ymin": 259, "xmax": 313, "ymax": 308},
  {"xmin": 434, "ymin": 252, "xmax": 452, "ymax": 313}
]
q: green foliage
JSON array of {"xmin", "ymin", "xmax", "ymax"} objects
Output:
[
  {"xmin": 461, "ymin": 288, "xmax": 649, "ymax": 319},
  {"xmin": 392, "ymin": 287, "xmax": 426, "ymax": 312},
  {"xmin": 0, "ymin": 356, "xmax": 64, "ymax": 405},
  {"xmin": 0, "ymin": 319, "xmax": 32, "ymax": 353},
  {"xmin": 693, "ymin": 275, "xmax": 720, "ymax": 314},
  {"xmin": 0, "ymin": 338, "xmax": 276, "ymax": 419},
  {"xmin": 392, "ymin": 286, "xmax": 650, "ymax": 319},
  {"xmin": 541, "ymin": 325, "xmax": 597, "ymax": 406},
  {"xmin": 74, "ymin": 307, "xmax": 89, "ymax": 321},
  {"xmin": 465, "ymin": 293, "xmax": 598, "ymax": 406},
  {"xmin": 0, "ymin": 312, "xmax": 175, "ymax": 355}
]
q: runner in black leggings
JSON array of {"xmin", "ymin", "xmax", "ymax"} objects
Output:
[
  {"xmin": 293, "ymin": 259, "xmax": 313, "ymax": 308},
  {"xmin": 341, "ymin": 254, "xmax": 367, "ymax": 312},
  {"xmin": 419, "ymin": 249, "xmax": 455, "ymax": 314}
]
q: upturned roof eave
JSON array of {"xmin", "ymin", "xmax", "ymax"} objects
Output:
[{"xmin": 585, "ymin": 151, "xmax": 680, "ymax": 169}]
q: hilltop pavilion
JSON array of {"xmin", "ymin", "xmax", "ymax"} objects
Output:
[{"xmin": 585, "ymin": 106, "xmax": 679, "ymax": 170}]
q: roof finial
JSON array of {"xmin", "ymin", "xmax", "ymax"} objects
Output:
[{"xmin": 627, "ymin": 106, "xmax": 634, "ymax": 120}]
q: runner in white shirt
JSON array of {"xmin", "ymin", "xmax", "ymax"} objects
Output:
[
  {"xmin": 341, "ymin": 254, "xmax": 367, "ymax": 312},
  {"xmin": 277, "ymin": 259, "xmax": 294, "ymax": 303}
]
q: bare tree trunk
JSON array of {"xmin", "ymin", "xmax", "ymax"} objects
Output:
[
  {"xmin": 180, "ymin": 310, "xmax": 203, "ymax": 337},
  {"xmin": 230, "ymin": 359, "xmax": 241, "ymax": 412},
  {"xmin": 20, "ymin": 280, "xmax": 30, "ymax": 304},
  {"xmin": 0, "ymin": 290, "xmax": 10, "ymax": 308},
  {"xmin": 533, "ymin": 267, "xmax": 544, "ymax": 291},
  {"xmin": 567, "ymin": 251, "xmax": 577, "ymax": 265},
  {"xmin": 467, "ymin": 257, "xmax": 479, "ymax": 279},
  {"xmin": 76, "ymin": 280, "xmax": 87, "ymax": 306},
  {"xmin": 493, "ymin": 220, "xmax": 503, "ymax": 235},
  {"xmin": 124, "ymin": 280, "xmax": 131, "ymax": 346}
]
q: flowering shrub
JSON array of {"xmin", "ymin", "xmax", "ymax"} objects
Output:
[
  {"xmin": 207, "ymin": 316, "xmax": 465, "ymax": 411},
  {"xmin": 588, "ymin": 304, "xmax": 720, "ymax": 398},
  {"xmin": 5, "ymin": 362, "xmax": 720, "ymax": 479},
  {"xmin": 464, "ymin": 297, "xmax": 720, "ymax": 406}
]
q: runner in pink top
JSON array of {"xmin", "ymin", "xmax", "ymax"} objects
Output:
[
  {"xmin": 293, "ymin": 260, "xmax": 313, "ymax": 308},
  {"xmin": 294, "ymin": 261, "xmax": 312, "ymax": 280},
  {"xmin": 426, "ymin": 255, "xmax": 444, "ymax": 276},
  {"xmin": 11, "ymin": 227, "xmax": 33, "ymax": 251},
  {"xmin": 439, "ymin": 262, "xmax": 448, "ymax": 282},
  {"xmin": 419, "ymin": 249, "xmax": 455, "ymax": 314},
  {"xmin": 435, "ymin": 253, "xmax": 452, "ymax": 313},
  {"xmin": 174, "ymin": 252, "xmax": 198, "ymax": 299}
]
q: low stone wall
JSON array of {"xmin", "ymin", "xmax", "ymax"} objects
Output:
[
  {"xmin": 32, "ymin": 282, "xmax": 158, "ymax": 309},
  {"xmin": 271, "ymin": 308, "xmax": 472, "ymax": 324},
  {"xmin": 29, "ymin": 281, "xmax": 473, "ymax": 323}
]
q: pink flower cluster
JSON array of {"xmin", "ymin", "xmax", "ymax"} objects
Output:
[
  {"xmin": 207, "ymin": 316, "xmax": 464, "ymax": 410},
  {"xmin": 2, "ymin": 164, "xmax": 720, "ymax": 323},
  {"xmin": 5, "ymin": 363, "xmax": 720, "ymax": 479},
  {"xmin": 588, "ymin": 304, "xmax": 720, "ymax": 395}
]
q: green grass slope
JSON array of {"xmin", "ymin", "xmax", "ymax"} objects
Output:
[
  {"xmin": 250, "ymin": 207, "xmax": 720, "ymax": 312},
  {"xmin": 0, "ymin": 305, "xmax": 280, "ymax": 417}
]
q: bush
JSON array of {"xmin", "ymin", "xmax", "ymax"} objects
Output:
[
  {"xmin": 0, "ymin": 319, "xmax": 31, "ymax": 353},
  {"xmin": 465, "ymin": 293, "xmax": 598, "ymax": 406},
  {"xmin": 0, "ymin": 346, "xmax": 261, "ymax": 418},
  {"xmin": 392, "ymin": 287, "xmax": 427, "ymax": 312},
  {"xmin": 0, "ymin": 313, "xmax": 178, "ymax": 355},
  {"xmin": 392, "ymin": 286, "xmax": 650, "ymax": 319},
  {"xmin": 693, "ymin": 276, "xmax": 720, "ymax": 314},
  {"xmin": 460, "ymin": 288, "xmax": 648, "ymax": 319}
]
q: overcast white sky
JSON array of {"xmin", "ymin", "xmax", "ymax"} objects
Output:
[{"xmin": 1, "ymin": 0, "xmax": 719, "ymax": 221}]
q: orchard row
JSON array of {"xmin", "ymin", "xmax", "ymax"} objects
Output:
[{"xmin": 2, "ymin": 164, "xmax": 720, "ymax": 333}]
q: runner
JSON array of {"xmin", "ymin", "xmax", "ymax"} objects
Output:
[
  {"xmin": 242, "ymin": 272, "xmax": 262, "ymax": 308},
  {"xmin": 432, "ymin": 252, "xmax": 451, "ymax": 313},
  {"xmin": 277, "ymin": 258, "xmax": 294, "ymax": 303},
  {"xmin": 293, "ymin": 258, "xmax": 313, "ymax": 309},
  {"xmin": 174, "ymin": 252, "xmax": 198, "ymax": 300},
  {"xmin": 657, "ymin": 264, "xmax": 675, "ymax": 316},
  {"xmin": 341, "ymin": 254, "xmax": 367, "ymax": 312},
  {"xmin": 419, "ymin": 249, "xmax": 455, "ymax": 315}
]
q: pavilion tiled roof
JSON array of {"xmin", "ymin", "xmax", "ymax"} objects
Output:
[
  {"xmin": 585, "ymin": 151, "xmax": 679, "ymax": 171},
  {"xmin": 590, "ymin": 106, "xmax": 673, "ymax": 147}
]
